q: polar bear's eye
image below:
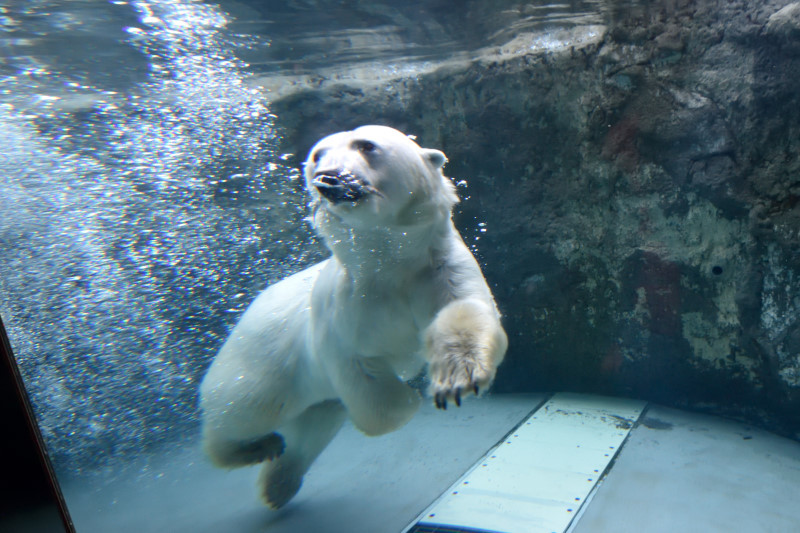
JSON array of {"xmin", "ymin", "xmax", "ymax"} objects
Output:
[
  {"xmin": 311, "ymin": 150, "xmax": 323, "ymax": 163},
  {"xmin": 355, "ymin": 140, "xmax": 377, "ymax": 154}
]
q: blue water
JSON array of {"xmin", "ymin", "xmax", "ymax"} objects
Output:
[
  {"xmin": 7, "ymin": 3, "xmax": 800, "ymax": 533},
  {"xmin": 0, "ymin": 0, "xmax": 319, "ymax": 475},
  {"xmin": 0, "ymin": 0, "xmax": 624, "ymax": 481}
]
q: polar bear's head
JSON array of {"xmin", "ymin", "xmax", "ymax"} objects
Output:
[{"xmin": 304, "ymin": 126, "xmax": 458, "ymax": 230}]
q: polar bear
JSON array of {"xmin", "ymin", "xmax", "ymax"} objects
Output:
[{"xmin": 199, "ymin": 125, "xmax": 507, "ymax": 508}]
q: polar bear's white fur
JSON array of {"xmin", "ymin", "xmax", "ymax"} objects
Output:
[{"xmin": 199, "ymin": 125, "xmax": 507, "ymax": 508}]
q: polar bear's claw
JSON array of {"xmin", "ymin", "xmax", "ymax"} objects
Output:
[
  {"xmin": 427, "ymin": 351, "xmax": 500, "ymax": 411},
  {"xmin": 435, "ymin": 391, "xmax": 448, "ymax": 410}
]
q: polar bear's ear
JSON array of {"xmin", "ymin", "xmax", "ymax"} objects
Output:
[{"xmin": 422, "ymin": 149, "xmax": 447, "ymax": 169}]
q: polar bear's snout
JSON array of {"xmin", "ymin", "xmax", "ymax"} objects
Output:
[{"xmin": 312, "ymin": 169, "xmax": 376, "ymax": 204}]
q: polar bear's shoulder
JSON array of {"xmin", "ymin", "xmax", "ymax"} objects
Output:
[{"xmin": 222, "ymin": 260, "xmax": 329, "ymax": 353}]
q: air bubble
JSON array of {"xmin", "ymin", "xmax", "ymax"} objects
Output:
[{"xmin": 0, "ymin": 0, "xmax": 312, "ymax": 472}]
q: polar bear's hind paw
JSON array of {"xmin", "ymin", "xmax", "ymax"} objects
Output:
[
  {"xmin": 242, "ymin": 432, "xmax": 285, "ymax": 462},
  {"xmin": 258, "ymin": 452, "xmax": 305, "ymax": 510},
  {"xmin": 204, "ymin": 431, "xmax": 286, "ymax": 468},
  {"xmin": 231, "ymin": 432, "xmax": 285, "ymax": 465}
]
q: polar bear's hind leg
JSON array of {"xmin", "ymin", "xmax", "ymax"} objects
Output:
[{"xmin": 328, "ymin": 356, "xmax": 422, "ymax": 436}]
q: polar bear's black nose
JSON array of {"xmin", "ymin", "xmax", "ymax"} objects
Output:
[
  {"xmin": 312, "ymin": 170, "xmax": 368, "ymax": 203},
  {"xmin": 316, "ymin": 174, "xmax": 342, "ymax": 187}
]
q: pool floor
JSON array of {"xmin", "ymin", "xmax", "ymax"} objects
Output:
[{"xmin": 49, "ymin": 393, "xmax": 800, "ymax": 532}]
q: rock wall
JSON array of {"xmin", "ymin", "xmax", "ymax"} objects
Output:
[{"xmin": 258, "ymin": 0, "xmax": 800, "ymax": 437}]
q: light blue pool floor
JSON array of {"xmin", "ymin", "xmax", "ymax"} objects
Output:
[{"xmin": 61, "ymin": 393, "xmax": 800, "ymax": 533}]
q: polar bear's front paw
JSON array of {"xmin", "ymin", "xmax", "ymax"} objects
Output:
[
  {"xmin": 424, "ymin": 299, "xmax": 508, "ymax": 410},
  {"xmin": 428, "ymin": 353, "xmax": 493, "ymax": 409}
]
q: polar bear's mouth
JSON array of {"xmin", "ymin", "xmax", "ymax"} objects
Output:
[{"xmin": 312, "ymin": 170, "xmax": 378, "ymax": 204}]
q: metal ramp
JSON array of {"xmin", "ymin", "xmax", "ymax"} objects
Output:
[{"xmin": 404, "ymin": 393, "xmax": 647, "ymax": 533}]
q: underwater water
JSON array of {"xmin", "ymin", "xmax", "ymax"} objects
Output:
[
  {"xmin": 0, "ymin": 0, "xmax": 319, "ymax": 476},
  {"xmin": 0, "ymin": 0, "xmax": 621, "ymax": 481},
  {"xmin": 4, "ymin": 0, "xmax": 800, "ymax": 532}
]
